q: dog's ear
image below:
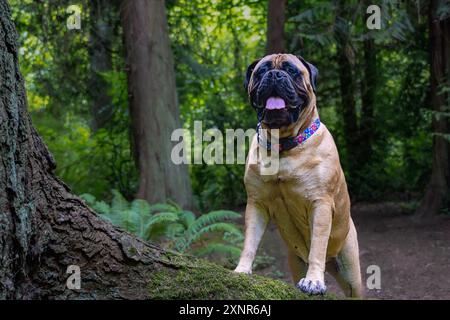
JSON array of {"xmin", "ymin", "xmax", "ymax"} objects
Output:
[
  {"xmin": 244, "ymin": 58, "xmax": 261, "ymax": 92},
  {"xmin": 297, "ymin": 56, "xmax": 318, "ymax": 93}
]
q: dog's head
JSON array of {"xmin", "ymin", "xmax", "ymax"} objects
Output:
[{"xmin": 244, "ymin": 54, "xmax": 318, "ymax": 130}]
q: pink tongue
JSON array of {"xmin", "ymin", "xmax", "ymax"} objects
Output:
[{"xmin": 265, "ymin": 97, "xmax": 286, "ymax": 110}]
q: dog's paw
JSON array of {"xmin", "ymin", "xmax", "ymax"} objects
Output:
[
  {"xmin": 296, "ymin": 278, "xmax": 327, "ymax": 295},
  {"xmin": 233, "ymin": 266, "xmax": 252, "ymax": 275}
]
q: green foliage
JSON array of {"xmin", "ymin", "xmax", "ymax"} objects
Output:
[
  {"xmin": 172, "ymin": 209, "xmax": 243, "ymax": 254},
  {"xmin": 80, "ymin": 191, "xmax": 244, "ymax": 260},
  {"xmin": 286, "ymin": 0, "xmax": 435, "ymax": 200},
  {"xmin": 10, "ymin": 0, "xmax": 136, "ymax": 200},
  {"xmin": 11, "ymin": 0, "xmax": 447, "ymax": 208},
  {"xmin": 168, "ymin": 0, "xmax": 267, "ymax": 210}
]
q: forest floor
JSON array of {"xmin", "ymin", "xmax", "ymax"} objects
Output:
[{"xmin": 249, "ymin": 202, "xmax": 450, "ymax": 300}]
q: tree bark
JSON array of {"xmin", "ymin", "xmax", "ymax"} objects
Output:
[
  {"xmin": 266, "ymin": 0, "xmax": 287, "ymax": 54},
  {"xmin": 88, "ymin": 0, "xmax": 116, "ymax": 131},
  {"xmin": 334, "ymin": 2, "xmax": 359, "ymax": 184},
  {"xmin": 0, "ymin": 0, "xmax": 323, "ymax": 300},
  {"xmin": 120, "ymin": 0, "xmax": 192, "ymax": 208},
  {"xmin": 416, "ymin": 0, "xmax": 450, "ymax": 216}
]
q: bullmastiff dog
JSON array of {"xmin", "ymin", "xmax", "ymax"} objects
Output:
[{"xmin": 234, "ymin": 54, "xmax": 362, "ymax": 297}]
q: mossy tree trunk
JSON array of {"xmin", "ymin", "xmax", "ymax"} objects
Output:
[{"xmin": 0, "ymin": 0, "xmax": 323, "ymax": 300}]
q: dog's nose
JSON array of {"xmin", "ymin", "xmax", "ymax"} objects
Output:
[
  {"xmin": 266, "ymin": 70, "xmax": 284, "ymax": 80},
  {"xmin": 274, "ymin": 70, "xmax": 284, "ymax": 79}
]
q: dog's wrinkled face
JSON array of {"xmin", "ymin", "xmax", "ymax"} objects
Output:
[{"xmin": 244, "ymin": 54, "xmax": 318, "ymax": 129}]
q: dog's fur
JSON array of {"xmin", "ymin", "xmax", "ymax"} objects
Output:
[{"xmin": 234, "ymin": 54, "xmax": 362, "ymax": 297}]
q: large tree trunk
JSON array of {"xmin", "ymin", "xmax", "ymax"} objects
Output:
[
  {"xmin": 416, "ymin": 0, "xmax": 450, "ymax": 216},
  {"xmin": 266, "ymin": 0, "xmax": 287, "ymax": 54},
  {"xmin": 120, "ymin": 0, "xmax": 192, "ymax": 208},
  {"xmin": 88, "ymin": 0, "xmax": 117, "ymax": 131},
  {"xmin": 334, "ymin": 2, "xmax": 358, "ymax": 185},
  {"xmin": 0, "ymin": 0, "xmax": 319, "ymax": 300}
]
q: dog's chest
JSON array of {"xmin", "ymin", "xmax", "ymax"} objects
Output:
[
  {"xmin": 265, "ymin": 178, "xmax": 312, "ymax": 224},
  {"xmin": 267, "ymin": 173, "xmax": 313, "ymax": 236},
  {"xmin": 258, "ymin": 155, "xmax": 316, "ymax": 197},
  {"xmin": 255, "ymin": 156, "xmax": 319, "ymax": 258}
]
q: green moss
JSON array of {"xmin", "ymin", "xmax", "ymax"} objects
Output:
[
  {"xmin": 128, "ymin": 247, "xmax": 137, "ymax": 255},
  {"xmin": 148, "ymin": 252, "xmax": 335, "ymax": 300}
]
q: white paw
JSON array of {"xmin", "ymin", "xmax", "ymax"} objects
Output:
[
  {"xmin": 296, "ymin": 278, "xmax": 327, "ymax": 295},
  {"xmin": 233, "ymin": 266, "xmax": 252, "ymax": 275}
]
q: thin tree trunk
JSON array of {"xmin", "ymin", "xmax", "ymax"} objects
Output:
[
  {"xmin": 266, "ymin": 0, "xmax": 287, "ymax": 54},
  {"xmin": 337, "ymin": 52, "xmax": 358, "ymax": 157},
  {"xmin": 0, "ymin": 0, "xmax": 314, "ymax": 299},
  {"xmin": 334, "ymin": 2, "xmax": 358, "ymax": 183},
  {"xmin": 444, "ymin": 14, "xmax": 450, "ymax": 210},
  {"xmin": 446, "ymin": 17, "xmax": 450, "ymax": 202},
  {"xmin": 359, "ymin": 1, "xmax": 376, "ymax": 164},
  {"xmin": 88, "ymin": 0, "xmax": 116, "ymax": 131},
  {"xmin": 120, "ymin": 0, "xmax": 192, "ymax": 208},
  {"xmin": 416, "ymin": 0, "xmax": 449, "ymax": 216}
]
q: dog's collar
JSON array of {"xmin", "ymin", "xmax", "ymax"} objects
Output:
[{"xmin": 257, "ymin": 118, "xmax": 321, "ymax": 152}]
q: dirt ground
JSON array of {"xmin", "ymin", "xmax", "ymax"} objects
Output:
[{"xmin": 253, "ymin": 202, "xmax": 450, "ymax": 300}]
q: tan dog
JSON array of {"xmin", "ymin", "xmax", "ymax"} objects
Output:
[{"xmin": 234, "ymin": 54, "xmax": 362, "ymax": 297}]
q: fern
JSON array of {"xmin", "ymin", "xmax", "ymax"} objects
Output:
[
  {"xmin": 80, "ymin": 193, "xmax": 96, "ymax": 204},
  {"xmin": 188, "ymin": 223, "xmax": 242, "ymax": 244},
  {"xmin": 81, "ymin": 190, "xmax": 244, "ymax": 259},
  {"xmin": 177, "ymin": 210, "xmax": 196, "ymax": 228},
  {"xmin": 92, "ymin": 200, "xmax": 111, "ymax": 215},
  {"xmin": 174, "ymin": 210, "xmax": 242, "ymax": 253},
  {"xmin": 148, "ymin": 203, "xmax": 178, "ymax": 214},
  {"xmin": 165, "ymin": 222, "xmax": 185, "ymax": 239},
  {"xmin": 121, "ymin": 209, "xmax": 140, "ymax": 233},
  {"xmin": 80, "ymin": 193, "xmax": 111, "ymax": 215},
  {"xmin": 130, "ymin": 199, "xmax": 150, "ymax": 238},
  {"xmin": 187, "ymin": 210, "xmax": 241, "ymax": 236},
  {"xmin": 111, "ymin": 189, "xmax": 129, "ymax": 217},
  {"xmin": 193, "ymin": 242, "xmax": 242, "ymax": 258},
  {"xmin": 143, "ymin": 212, "xmax": 179, "ymax": 239}
]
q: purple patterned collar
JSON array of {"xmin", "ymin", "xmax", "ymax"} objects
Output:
[{"xmin": 257, "ymin": 118, "xmax": 321, "ymax": 152}]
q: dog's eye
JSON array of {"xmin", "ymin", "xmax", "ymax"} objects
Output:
[
  {"xmin": 258, "ymin": 66, "xmax": 269, "ymax": 74},
  {"xmin": 285, "ymin": 66, "xmax": 299, "ymax": 77},
  {"xmin": 282, "ymin": 63, "xmax": 300, "ymax": 78},
  {"xmin": 253, "ymin": 68, "xmax": 267, "ymax": 82},
  {"xmin": 254, "ymin": 62, "xmax": 272, "ymax": 78}
]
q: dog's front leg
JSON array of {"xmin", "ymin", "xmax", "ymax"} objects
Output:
[
  {"xmin": 297, "ymin": 202, "xmax": 332, "ymax": 295},
  {"xmin": 234, "ymin": 201, "xmax": 269, "ymax": 275}
]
